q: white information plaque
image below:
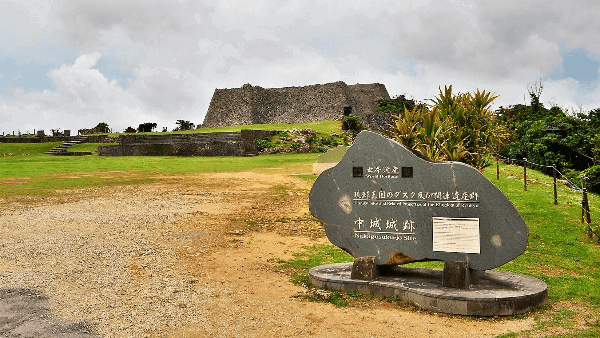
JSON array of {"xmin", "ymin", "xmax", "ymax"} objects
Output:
[{"xmin": 432, "ymin": 217, "xmax": 480, "ymax": 254}]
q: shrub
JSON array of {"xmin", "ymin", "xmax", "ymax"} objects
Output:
[
  {"xmin": 79, "ymin": 122, "xmax": 110, "ymax": 135},
  {"xmin": 320, "ymin": 135, "xmax": 338, "ymax": 147},
  {"xmin": 256, "ymin": 137, "xmax": 276, "ymax": 151},
  {"xmin": 277, "ymin": 131, "xmax": 291, "ymax": 140},
  {"xmin": 342, "ymin": 115, "xmax": 365, "ymax": 135},
  {"xmin": 389, "ymin": 85, "xmax": 508, "ymax": 170},
  {"xmin": 174, "ymin": 120, "xmax": 195, "ymax": 131}
]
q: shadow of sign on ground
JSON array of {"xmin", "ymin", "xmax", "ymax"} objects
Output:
[{"xmin": 0, "ymin": 289, "xmax": 98, "ymax": 337}]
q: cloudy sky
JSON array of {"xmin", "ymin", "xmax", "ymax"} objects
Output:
[{"xmin": 1, "ymin": 0, "xmax": 599, "ymax": 134}]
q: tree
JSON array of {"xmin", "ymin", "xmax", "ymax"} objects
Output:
[
  {"xmin": 137, "ymin": 122, "xmax": 157, "ymax": 133},
  {"xmin": 78, "ymin": 122, "xmax": 110, "ymax": 135},
  {"xmin": 376, "ymin": 94, "xmax": 421, "ymax": 115},
  {"xmin": 174, "ymin": 120, "xmax": 195, "ymax": 131},
  {"xmin": 124, "ymin": 126, "xmax": 136, "ymax": 133},
  {"xmin": 528, "ymin": 78, "xmax": 544, "ymax": 117},
  {"xmin": 96, "ymin": 122, "xmax": 109, "ymax": 133},
  {"xmin": 499, "ymin": 81, "xmax": 598, "ymax": 171}
]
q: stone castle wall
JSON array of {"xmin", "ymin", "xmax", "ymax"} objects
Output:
[
  {"xmin": 0, "ymin": 136, "xmax": 81, "ymax": 143},
  {"xmin": 203, "ymin": 81, "xmax": 391, "ymax": 130},
  {"xmin": 98, "ymin": 141, "xmax": 247, "ymax": 157},
  {"xmin": 0, "ymin": 135, "xmax": 110, "ymax": 143},
  {"xmin": 97, "ymin": 130, "xmax": 280, "ymax": 157}
]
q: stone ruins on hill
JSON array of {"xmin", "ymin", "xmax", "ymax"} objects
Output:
[{"xmin": 202, "ymin": 81, "xmax": 392, "ymax": 131}]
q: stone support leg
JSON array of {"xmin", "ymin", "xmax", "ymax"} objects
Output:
[
  {"xmin": 442, "ymin": 261, "xmax": 484, "ymax": 289},
  {"xmin": 350, "ymin": 256, "xmax": 378, "ymax": 280}
]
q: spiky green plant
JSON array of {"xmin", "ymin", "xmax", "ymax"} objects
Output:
[{"xmin": 389, "ymin": 85, "xmax": 508, "ymax": 169}]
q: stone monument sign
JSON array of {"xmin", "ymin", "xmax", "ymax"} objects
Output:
[{"xmin": 309, "ymin": 131, "xmax": 528, "ymax": 285}]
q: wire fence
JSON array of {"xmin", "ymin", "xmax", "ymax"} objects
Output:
[{"xmin": 493, "ymin": 153, "xmax": 598, "ymax": 240}]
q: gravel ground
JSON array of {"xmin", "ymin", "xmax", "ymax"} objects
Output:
[
  {"xmin": 0, "ymin": 172, "xmax": 535, "ymax": 337},
  {"xmin": 0, "ymin": 182, "xmax": 238, "ymax": 337}
]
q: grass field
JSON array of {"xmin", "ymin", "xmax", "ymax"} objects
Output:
[
  {"xmin": 96, "ymin": 120, "xmax": 344, "ymax": 137},
  {"xmin": 1, "ymin": 137, "xmax": 600, "ymax": 336},
  {"xmin": 0, "ymin": 142, "xmax": 318, "ymax": 198},
  {"xmin": 0, "ymin": 120, "xmax": 340, "ymax": 196},
  {"xmin": 485, "ymin": 164, "xmax": 600, "ymax": 305}
]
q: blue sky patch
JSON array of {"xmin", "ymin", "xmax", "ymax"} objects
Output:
[
  {"xmin": 551, "ymin": 47, "xmax": 600, "ymax": 85},
  {"xmin": 0, "ymin": 58, "xmax": 54, "ymax": 93},
  {"xmin": 94, "ymin": 57, "xmax": 135, "ymax": 89}
]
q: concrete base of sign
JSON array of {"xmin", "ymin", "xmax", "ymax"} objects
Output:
[{"xmin": 309, "ymin": 263, "xmax": 548, "ymax": 316}]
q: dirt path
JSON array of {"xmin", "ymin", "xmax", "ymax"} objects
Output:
[{"xmin": 0, "ymin": 170, "xmax": 534, "ymax": 337}]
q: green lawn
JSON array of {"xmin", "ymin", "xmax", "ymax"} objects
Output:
[
  {"xmin": 484, "ymin": 163, "xmax": 600, "ymax": 307},
  {"xmin": 2, "ymin": 138, "xmax": 599, "ymax": 336},
  {"xmin": 0, "ymin": 141, "xmax": 319, "ymax": 198},
  {"xmin": 0, "ymin": 121, "xmax": 339, "ymax": 196},
  {"xmin": 99, "ymin": 120, "xmax": 344, "ymax": 137}
]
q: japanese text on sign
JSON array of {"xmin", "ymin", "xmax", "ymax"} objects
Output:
[
  {"xmin": 353, "ymin": 217, "xmax": 417, "ymax": 241},
  {"xmin": 365, "ymin": 166, "xmax": 399, "ymax": 178},
  {"xmin": 352, "ymin": 189, "xmax": 480, "ymax": 208}
]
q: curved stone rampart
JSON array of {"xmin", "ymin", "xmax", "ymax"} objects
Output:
[{"xmin": 203, "ymin": 81, "xmax": 390, "ymax": 130}]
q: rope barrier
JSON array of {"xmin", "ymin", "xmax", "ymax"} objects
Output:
[
  {"xmin": 555, "ymin": 183, "xmax": 585, "ymax": 204},
  {"xmin": 494, "ymin": 153, "xmax": 522, "ymax": 163},
  {"xmin": 468, "ymin": 152, "xmax": 591, "ymax": 195},
  {"xmin": 554, "ymin": 168, "xmax": 584, "ymax": 193},
  {"xmin": 491, "ymin": 152, "xmax": 584, "ymax": 192},
  {"xmin": 492, "ymin": 153, "xmax": 596, "ymax": 234}
]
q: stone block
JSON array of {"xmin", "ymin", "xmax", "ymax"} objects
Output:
[
  {"xmin": 350, "ymin": 256, "xmax": 378, "ymax": 280},
  {"xmin": 309, "ymin": 131, "xmax": 528, "ymax": 271}
]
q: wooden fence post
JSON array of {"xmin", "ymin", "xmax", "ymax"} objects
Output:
[
  {"xmin": 553, "ymin": 165, "xmax": 558, "ymax": 205},
  {"xmin": 523, "ymin": 158, "xmax": 527, "ymax": 192},
  {"xmin": 496, "ymin": 154, "xmax": 500, "ymax": 180},
  {"xmin": 582, "ymin": 189, "xmax": 591, "ymax": 224}
]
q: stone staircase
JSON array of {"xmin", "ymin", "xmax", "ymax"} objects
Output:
[{"xmin": 45, "ymin": 136, "xmax": 91, "ymax": 155}]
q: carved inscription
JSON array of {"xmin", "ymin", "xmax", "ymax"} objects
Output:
[
  {"xmin": 353, "ymin": 189, "xmax": 479, "ymax": 208},
  {"xmin": 365, "ymin": 165, "xmax": 399, "ymax": 178},
  {"xmin": 353, "ymin": 217, "xmax": 417, "ymax": 241}
]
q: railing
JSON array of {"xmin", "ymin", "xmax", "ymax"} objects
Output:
[{"xmin": 494, "ymin": 153, "xmax": 598, "ymax": 241}]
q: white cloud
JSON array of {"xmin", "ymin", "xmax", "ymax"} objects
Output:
[
  {"xmin": 3, "ymin": 0, "xmax": 600, "ymax": 134},
  {"xmin": 132, "ymin": 66, "xmax": 198, "ymax": 111},
  {"xmin": 49, "ymin": 52, "xmax": 127, "ymax": 105},
  {"xmin": 0, "ymin": 53, "xmax": 146, "ymax": 133}
]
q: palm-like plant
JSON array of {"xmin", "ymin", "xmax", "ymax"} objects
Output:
[
  {"xmin": 389, "ymin": 105, "xmax": 425, "ymax": 151},
  {"xmin": 389, "ymin": 85, "xmax": 508, "ymax": 170}
]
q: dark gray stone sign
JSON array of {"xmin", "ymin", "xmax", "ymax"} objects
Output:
[{"xmin": 309, "ymin": 131, "xmax": 528, "ymax": 272}]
